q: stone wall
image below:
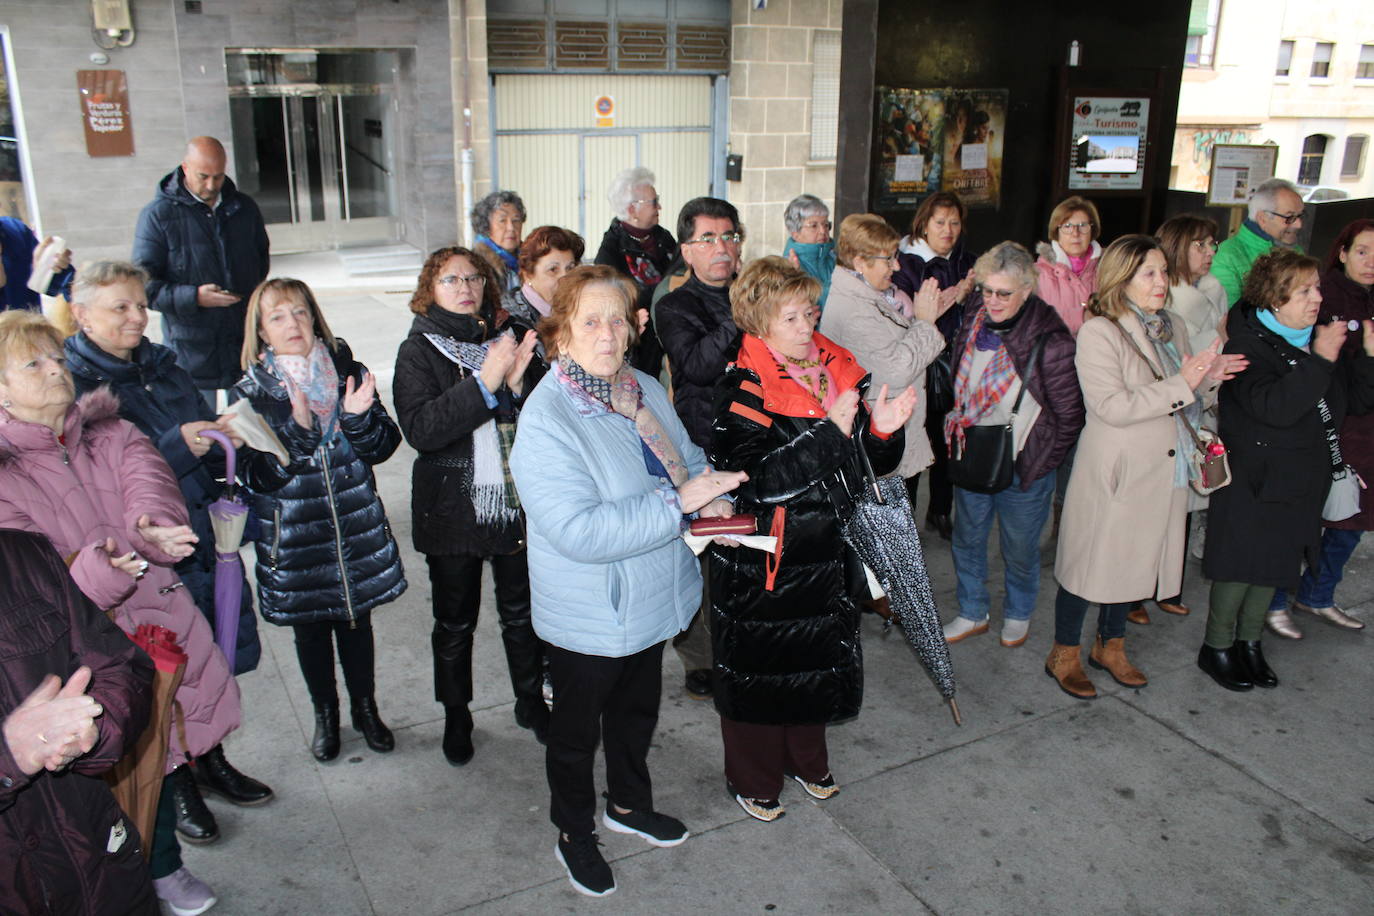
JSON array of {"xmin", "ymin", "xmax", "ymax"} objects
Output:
[{"xmin": 727, "ymin": 0, "xmax": 841, "ymax": 261}]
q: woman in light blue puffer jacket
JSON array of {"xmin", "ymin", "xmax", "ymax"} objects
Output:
[{"xmin": 510, "ymin": 265, "xmax": 743, "ymax": 898}]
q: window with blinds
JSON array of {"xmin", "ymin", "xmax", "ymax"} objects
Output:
[
  {"xmin": 1184, "ymin": 0, "xmax": 1221, "ymax": 68},
  {"xmin": 809, "ymin": 31, "xmax": 840, "ymax": 162},
  {"xmin": 1276, "ymin": 40, "xmax": 1293, "ymax": 77}
]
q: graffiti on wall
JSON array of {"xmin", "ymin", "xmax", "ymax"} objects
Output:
[{"xmin": 1192, "ymin": 128, "xmax": 1252, "ymax": 169}]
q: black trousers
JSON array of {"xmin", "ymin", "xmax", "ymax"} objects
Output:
[
  {"xmin": 292, "ymin": 618, "xmax": 375, "ymax": 707},
  {"xmin": 426, "ymin": 551, "xmax": 544, "ymax": 710},
  {"xmin": 923, "ymin": 410, "xmax": 954, "ymax": 517},
  {"xmin": 545, "ymin": 641, "xmax": 664, "ymax": 836}
]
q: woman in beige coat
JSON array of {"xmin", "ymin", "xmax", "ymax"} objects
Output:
[
  {"xmin": 821, "ymin": 214, "xmax": 947, "ymax": 498},
  {"xmin": 1046, "ymin": 235, "xmax": 1245, "ymax": 700}
]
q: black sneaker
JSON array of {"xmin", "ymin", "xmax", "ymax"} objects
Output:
[
  {"xmin": 684, "ymin": 668, "xmax": 713, "ymax": 699},
  {"xmin": 555, "ymin": 833, "xmax": 616, "ymax": 897},
  {"xmin": 602, "ymin": 805, "xmax": 689, "ymax": 847}
]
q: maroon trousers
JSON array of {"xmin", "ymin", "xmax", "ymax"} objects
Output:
[{"xmin": 720, "ymin": 716, "xmax": 828, "ymax": 801}]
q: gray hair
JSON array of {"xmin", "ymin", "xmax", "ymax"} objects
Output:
[
  {"xmin": 1248, "ymin": 177, "xmax": 1300, "ymax": 220},
  {"xmin": 470, "ymin": 190, "xmax": 527, "ymax": 238},
  {"xmin": 71, "ymin": 260, "xmax": 149, "ymax": 308},
  {"xmin": 972, "ymin": 241, "xmax": 1038, "ymax": 289},
  {"xmin": 784, "ymin": 194, "xmax": 830, "ymax": 235},
  {"xmin": 607, "ymin": 167, "xmax": 656, "ymax": 221}
]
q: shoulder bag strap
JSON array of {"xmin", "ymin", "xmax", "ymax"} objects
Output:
[
  {"xmin": 1008, "ymin": 336, "xmax": 1046, "ymax": 418},
  {"xmin": 1108, "ymin": 318, "xmax": 1210, "ymax": 452}
]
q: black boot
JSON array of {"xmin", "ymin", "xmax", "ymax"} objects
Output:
[
  {"xmin": 1196, "ymin": 644, "xmax": 1254, "ymax": 692},
  {"xmin": 496, "ymin": 564, "xmax": 550, "ymax": 746},
  {"xmin": 194, "ymin": 744, "xmax": 274, "ymax": 806},
  {"xmin": 312, "ymin": 703, "xmax": 341, "ymax": 762},
  {"xmin": 443, "ymin": 704, "xmax": 475, "ymax": 766},
  {"xmin": 168, "ymin": 763, "xmax": 220, "ymax": 844},
  {"xmin": 350, "ymin": 698, "xmax": 394, "ymax": 753},
  {"xmin": 514, "ymin": 696, "xmax": 550, "ymax": 746},
  {"xmin": 1234, "ymin": 640, "xmax": 1278, "ymax": 688}
]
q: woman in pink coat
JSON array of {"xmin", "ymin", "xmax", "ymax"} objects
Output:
[
  {"xmin": 1035, "ymin": 196, "xmax": 1104, "ymax": 338},
  {"xmin": 0, "ymin": 309, "xmax": 240, "ymax": 914}
]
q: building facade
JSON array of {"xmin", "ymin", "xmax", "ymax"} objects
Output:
[{"xmin": 1172, "ymin": 0, "xmax": 1374, "ymax": 199}]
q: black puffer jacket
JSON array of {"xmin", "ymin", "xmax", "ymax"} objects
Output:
[
  {"xmin": 393, "ymin": 305, "xmax": 540, "ymax": 557},
  {"xmin": 65, "ymin": 332, "xmax": 261, "ymax": 673},
  {"xmin": 707, "ymin": 333, "xmax": 903, "ymax": 725},
  {"xmin": 656, "ymin": 275, "xmax": 741, "ymax": 447},
  {"xmin": 131, "ymin": 169, "xmax": 270, "ymax": 390},
  {"xmin": 1204, "ymin": 305, "xmax": 1374, "ymax": 587},
  {"xmin": 231, "ymin": 341, "xmax": 406, "ymax": 625}
]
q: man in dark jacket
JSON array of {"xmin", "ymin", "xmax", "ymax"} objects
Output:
[
  {"xmin": 132, "ymin": 136, "xmax": 270, "ymax": 408},
  {"xmin": 655, "ymin": 197, "xmax": 744, "ymax": 698},
  {"xmin": 0, "ymin": 217, "xmax": 73, "ymax": 310},
  {"xmin": 0, "ymin": 529, "xmax": 156, "ymax": 915}
]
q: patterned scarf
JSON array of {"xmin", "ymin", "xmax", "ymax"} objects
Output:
[
  {"xmin": 845, "ymin": 267, "xmax": 912, "ymax": 318},
  {"xmin": 763, "ymin": 339, "xmax": 838, "ymax": 410},
  {"xmin": 560, "ymin": 358, "xmax": 689, "ymax": 486},
  {"xmin": 1127, "ymin": 305, "xmax": 1201, "ymax": 487},
  {"xmin": 944, "ymin": 305, "xmax": 1017, "ymax": 454},
  {"xmin": 266, "ymin": 339, "xmax": 340, "ymax": 438},
  {"xmin": 423, "ymin": 332, "xmax": 522, "ymax": 523}
]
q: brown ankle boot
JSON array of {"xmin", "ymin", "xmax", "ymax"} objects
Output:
[
  {"xmin": 1044, "ymin": 642, "xmax": 1097, "ymax": 700},
  {"xmin": 1088, "ymin": 635, "xmax": 1148, "ymax": 687}
]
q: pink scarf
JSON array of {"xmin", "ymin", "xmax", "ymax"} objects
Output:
[
  {"xmin": 763, "ymin": 339, "xmax": 839, "ymax": 411},
  {"xmin": 520, "ymin": 282, "xmax": 552, "ymax": 318},
  {"xmin": 268, "ymin": 338, "xmax": 340, "ymax": 434}
]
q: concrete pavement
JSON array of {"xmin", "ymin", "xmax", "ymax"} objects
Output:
[{"xmin": 178, "ymin": 254, "xmax": 1374, "ymax": 915}]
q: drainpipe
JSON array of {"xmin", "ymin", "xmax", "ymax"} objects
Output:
[{"xmin": 458, "ymin": 0, "xmax": 475, "ymax": 247}]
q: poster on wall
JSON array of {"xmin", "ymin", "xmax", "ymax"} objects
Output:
[
  {"xmin": 1065, "ymin": 96, "xmax": 1149, "ymax": 191},
  {"xmin": 1207, "ymin": 143, "xmax": 1278, "ymax": 207},
  {"xmin": 77, "ymin": 70, "xmax": 135, "ymax": 157},
  {"xmin": 871, "ymin": 87, "xmax": 1007, "ymax": 210},
  {"xmin": 940, "ymin": 89, "xmax": 1007, "ymax": 208}
]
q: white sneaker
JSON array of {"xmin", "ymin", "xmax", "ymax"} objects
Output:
[
  {"xmin": 943, "ymin": 616, "xmax": 989, "ymax": 644},
  {"xmin": 153, "ymin": 867, "xmax": 217, "ymax": 916},
  {"xmin": 1000, "ymin": 618, "xmax": 1031, "ymax": 647}
]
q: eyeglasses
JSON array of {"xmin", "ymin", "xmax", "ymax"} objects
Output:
[
  {"xmin": 682, "ymin": 231, "xmax": 744, "ymax": 247},
  {"xmin": 631, "ymin": 197, "xmax": 661, "ymax": 208},
  {"xmin": 1190, "ymin": 239, "xmax": 1219, "ymax": 252},
  {"xmin": 1265, "ymin": 210, "xmax": 1303, "ymax": 226},
  {"xmin": 801, "ymin": 220, "xmax": 833, "ymax": 231},
  {"xmin": 863, "ymin": 254, "xmax": 899, "ymax": 265},
  {"xmin": 438, "ymin": 273, "xmax": 486, "ymax": 289},
  {"xmin": 1059, "ymin": 221, "xmax": 1093, "ymax": 234},
  {"xmin": 978, "ymin": 284, "xmax": 1023, "ymax": 301}
]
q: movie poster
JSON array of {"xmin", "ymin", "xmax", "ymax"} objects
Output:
[
  {"xmin": 871, "ymin": 87, "xmax": 1007, "ymax": 210},
  {"xmin": 939, "ymin": 89, "xmax": 1007, "ymax": 208},
  {"xmin": 872, "ymin": 88, "xmax": 944, "ymax": 209}
]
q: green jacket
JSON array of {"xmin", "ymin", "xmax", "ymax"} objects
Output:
[{"xmin": 1213, "ymin": 221, "xmax": 1302, "ymax": 307}]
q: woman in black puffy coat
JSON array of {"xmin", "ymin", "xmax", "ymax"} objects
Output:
[
  {"xmin": 707, "ymin": 257, "xmax": 914, "ymax": 822},
  {"xmin": 232, "ymin": 278, "xmax": 406, "ymax": 762},
  {"xmin": 392, "ymin": 246, "xmax": 546, "ymax": 768}
]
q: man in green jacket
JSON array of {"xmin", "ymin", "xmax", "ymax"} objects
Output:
[{"xmin": 1212, "ymin": 177, "xmax": 1305, "ymax": 306}]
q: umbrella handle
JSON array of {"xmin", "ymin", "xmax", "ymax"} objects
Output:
[{"xmin": 200, "ymin": 429, "xmax": 236, "ymax": 486}]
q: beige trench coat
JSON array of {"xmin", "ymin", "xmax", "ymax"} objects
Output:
[
  {"xmin": 1054, "ymin": 312, "xmax": 1217, "ymax": 603},
  {"xmin": 820, "ymin": 267, "xmax": 946, "ymax": 477}
]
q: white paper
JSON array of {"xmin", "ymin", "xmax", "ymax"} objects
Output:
[
  {"xmin": 683, "ymin": 533, "xmax": 778, "ymax": 557},
  {"xmin": 960, "ymin": 142, "xmax": 988, "ymax": 170},
  {"xmin": 222, "ymin": 400, "xmax": 290, "ymax": 466},
  {"xmin": 893, "ymin": 154, "xmax": 924, "ymax": 182},
  {"xmin": 863, "ymin": 564, "xmax": 885, "ymax": 599}
]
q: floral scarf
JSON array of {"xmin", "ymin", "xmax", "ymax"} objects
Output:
[
  {"xmin": 763, "ymin": 339, "xmax": 839, "ymax": 410},
  {"xmin": 944, "ymin": 305, "xmax": 1018, "ymax": 454},
  {"xmin": 266, "ymin": 339, "xmax": 340, "ymax": 438},
  {"xmin": 559, "ymin": 358, "xmax": 688, "ymax": 486}
]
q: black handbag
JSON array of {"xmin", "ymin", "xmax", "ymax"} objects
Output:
[
  {"xmin": 925, "ymin": 347, "xmax": 955, "ymax": 419},
  {"xmin": 946, "ymin": 338, "xmax": 1044, "ymax": 494}
]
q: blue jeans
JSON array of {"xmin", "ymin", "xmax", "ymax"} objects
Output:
[
  {"xmin": 1269, "ymin": 527, "xmax": 1363, "ymax": 610},
  {"xmin": 951, "ymin": 471, "xmax": 1056, "ymax": 622}
]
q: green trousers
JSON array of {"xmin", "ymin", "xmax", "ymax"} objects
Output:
[{"xmin": 1204, "ymin": 580, "xmax": 1276, "ymax": 648}]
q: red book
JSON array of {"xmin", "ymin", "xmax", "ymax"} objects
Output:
[{"xmin": 689, "ymin": 515, "xmax": 758, "ymax": 537}]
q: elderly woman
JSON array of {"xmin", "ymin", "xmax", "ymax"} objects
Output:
[
  {"xmin": 0, "ymin": 309, "xmax": 240, "ymax": 912},
  {"xmin": 594, "ymin": 167, "xmax": 675, "ymax": 376},
  {"xmin": 1201, "ymin": 250, "xmax": 1374, "ymax": 689},
  {"xmin": 232, "ymin": 279, "xmax": 406, "ymax": 761},
  {"xmin": 394, "ymin": 246, "xmax": 545, "ymax": 767},
  {"xmin": 709, "ymin": 256, "xmax": 914, "ymax": 822},
  {"xmin": 940, "ymin": 243, "xmax": 1084, "ymax": 648},
  {"xmin": 63, "ymin": 259, "xmax": 272, "ymax": 839},
  {"xmin": 1266, "ymin": 220, "xmax": 1374, "ymax": 637},
  {"xmin": 1036, "ymin": 195, "xmax": 1104, "ymax": 337},
  {"xmin": 821, "ymin": 213, "xmax": 947, "ymax": 506},
  {"xmin": 894, "ymin": 191, "xmax": 979, "ymax": 539},
  {"xmin": 0, "ymin": 529, "xmax": 155, "ymax": 915},
  {"xmin": 1048, "ymin": 236, "xmax": 1245, "ymax": 699},
  {"xmin": 781, "ymin": 194, "xmax": 835, "ymax": 309},
  {"xmin": 505, "ymin": 225, "xmax": 585, "ymax": 329},
  {"xmin": 510, "ymin": 265, "xmax": 744, "ymax": 897},
  {"xmin": 472, "ymin": 190, "xmax": 527, "ymax": 292}
]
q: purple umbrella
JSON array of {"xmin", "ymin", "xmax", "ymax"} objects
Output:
[{"xmin": 200, "ymin": 430, "xmax": 248, "ymax": 672}]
